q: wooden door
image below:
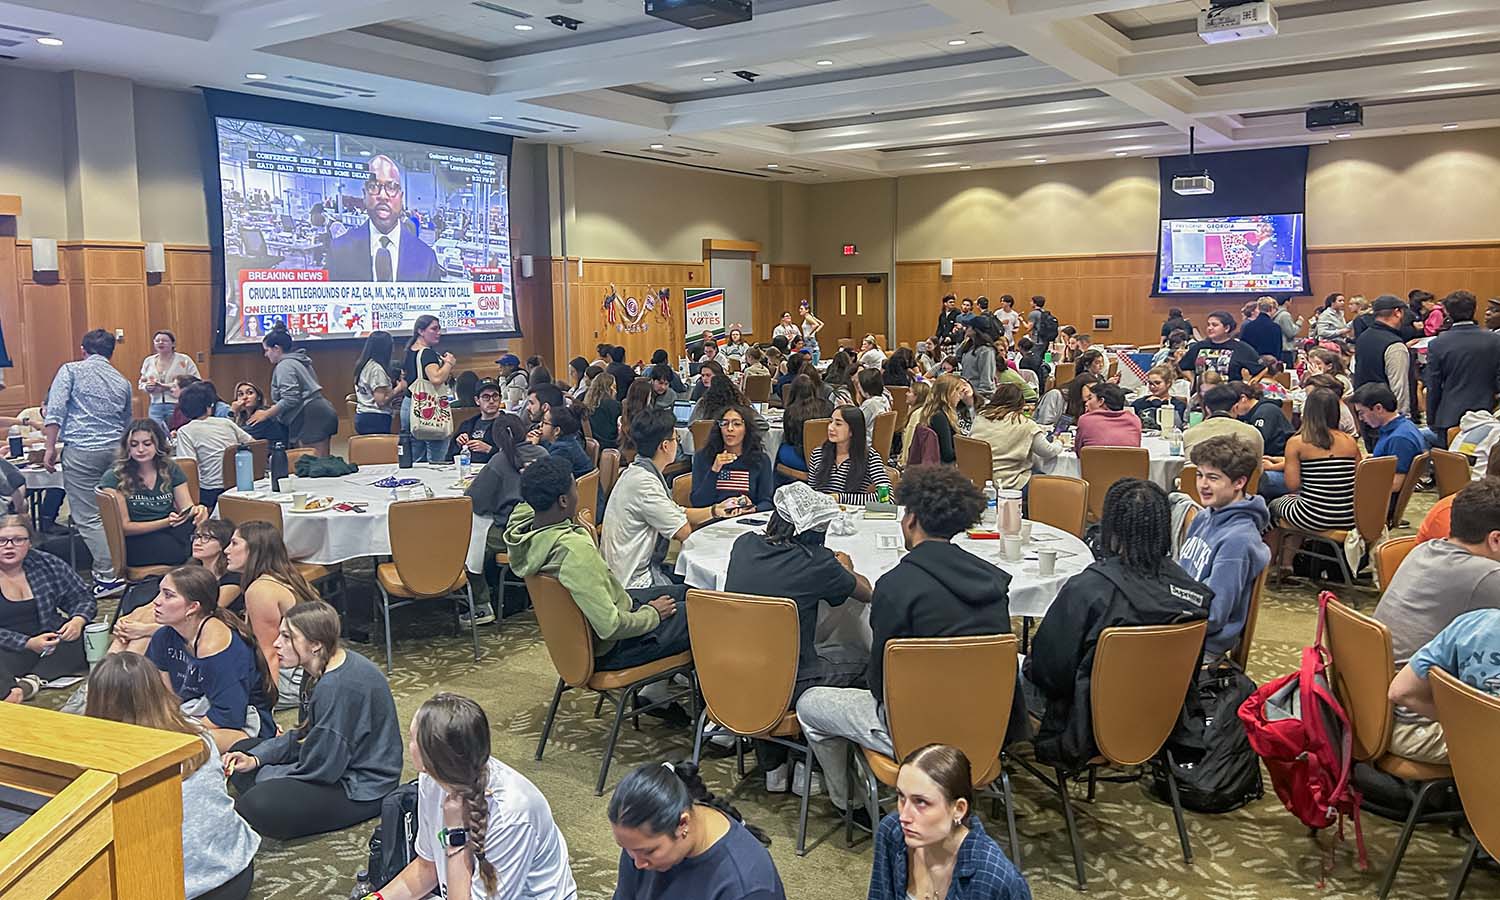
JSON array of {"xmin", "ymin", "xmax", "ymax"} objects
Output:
[{"xmin": 813, "ymin": 275, "xmax": 887, "ymax": 350}]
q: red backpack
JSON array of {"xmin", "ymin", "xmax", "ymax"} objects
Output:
[{"xmin": 1238, "ymin": 591, "xmax": 1369, "ymax": 883}]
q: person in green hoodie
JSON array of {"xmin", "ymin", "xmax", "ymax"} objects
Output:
[{"xmin": 504, "ymin": 455, "xmax": 689, "ymax": 671}]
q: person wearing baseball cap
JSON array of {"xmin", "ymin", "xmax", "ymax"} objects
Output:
[
  {"xmin": 449, "ymin": 378, "xmax": 514, "ymax": 465},
  {"xmin": 723, "ymin": 483, "xmax": 873, "ymax": 793},
  {"xmin": 496, "ymin": 353, "xmax": 529, "ymax": 416},
  {"xmin": 1353, "ymin": 294, "xmax": 1415, "ymax": 418}
]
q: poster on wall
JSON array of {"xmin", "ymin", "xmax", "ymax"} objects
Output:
[{"xmin": 685, "ymin": 288, "xmax": 726, "ymax": 338}]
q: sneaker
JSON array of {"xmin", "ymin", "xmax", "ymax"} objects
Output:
[
  {"xmin": 92, "ymin": 578, "xmax": 126, "ymax": 599},
  {"xmin": 16, "ymin": 674, "xmax": 43, "ymax": 702},
  {"xmin": 792, "ymin": 760, "xmax": 823, "ymax": 797},
  {"xmin": 458, "ymin": 603, "xmax": 496, "ymax": 627},
  {"xmin": 765, "ymin": 763, "xmax": 790, "ymax": 793}
]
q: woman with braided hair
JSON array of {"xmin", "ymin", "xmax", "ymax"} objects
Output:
[
  {"xmin": 609, "ymin": 759, "xmax": 786, "ymax": 899},
  {"xmin": 376, "ymin": 692, "xmax": 576, "ymax": 900}
]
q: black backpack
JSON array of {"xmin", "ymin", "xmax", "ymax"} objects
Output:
[
  {"xmin": 1148, "ymin": 661, "xmax": 1263, "ymax": 814},
  {"xmin": 1035, "ymin": 309, "xmax": 1060, "ymax": 344},
  {"xmin": 365, "ymin": 781, "xmax": 419, "ymax": 887}
]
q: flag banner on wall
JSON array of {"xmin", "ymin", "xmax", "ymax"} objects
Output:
[
  {"xmin": 685, "ymin": 288, "xmax": 726, "ymax": 339},
  {"xmin": 1115, "ymin": 350, "xmax": 1154, "ymax": 392}
]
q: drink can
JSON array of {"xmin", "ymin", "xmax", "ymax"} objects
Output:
[{"xmin": 876, "ymin": 484, "xmax": 890, "ymax": 504}]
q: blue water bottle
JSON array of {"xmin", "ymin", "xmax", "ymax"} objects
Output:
[{"xmin": 234, "ymin": 446, "xmax": 254, "ymax": 492}]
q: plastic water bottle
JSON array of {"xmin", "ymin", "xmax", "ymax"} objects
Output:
[
  {"xmin": 7, "ymin": 425, "xmax": 20, "ymax": 459},
  {"xmin": 457, "ymin": 448, "xmax": 472, "ymax": 479},
  {"xmin": 983, "ymin": 480, "xmax": 997, "ymax": 529},
  {"xmin": 349, "ymin": 870, "xmax": 372, "ymax": 900},
  {"xmin": 234, "ymin": 446, "xmax": 254, "ymax": 492}
]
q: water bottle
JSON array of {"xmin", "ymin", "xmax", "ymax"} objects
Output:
[
  {"xmin": 397, "ymin": 435, "xmax": 413, "ymax": 469},
  {"xmin": 269, "ymin": 442, "xmax": 287, "ymax": 492},
  {"xmin": 457, "ymin": 448, "xmax": 472, "ymax": 479},
  {"xmin": 983, "ymin": 480, "xmax": 997, "ymax": 529},
  {"xmin": 349, "ymin": 870, "xmax": 372, "ymax": 900},
  {"xmin": 234, "ymin": 446, "xmax": 254, "ymax": 492},
  {"xmin": 7, "ymin": 425, "xmax": 20, "ymax": 459}
]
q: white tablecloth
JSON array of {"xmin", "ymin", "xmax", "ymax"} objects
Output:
[
  {"xmin": 220, "ymin": 463, "xmax": 488, "ymax": 571},
  {"xmin": 675, "ymin": 512, "xmax": 1091, "ymax": 620},
  {"xmin": 1037, "ymin": 434, "xmax": 1186, "ymax": 491},
  {"xmin": 16, "ymin": 465, "xmax": 63, "ymax": 490}
]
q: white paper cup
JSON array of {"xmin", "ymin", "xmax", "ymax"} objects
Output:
[
  {"xmin": 1002, "ymin": 535, "xmax": 1023, "ymax": 562},
  {"xmin": 1020, "ymin": 522, "xmax": 1033, "ymax": 542},
  {"xmin": 1038, "ymin": 549, "xmax": 1058, "ymax": 576},
  {"xmin": 292, "ymin": 491, "xmax": 309, "ymax": 510},
  {"xmin": 83, "ymin": 622, "xmax": 111, "ymax": 664}
]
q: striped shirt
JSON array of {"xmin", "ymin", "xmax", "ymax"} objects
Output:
[
  {"xmin": 1270, "ymin": 455, "xmax": 1356, "ymax": 532},
  {"xmin": 807, "ymin": 445, "xmax": 891, "ymax": 506},
  {"xmin": 44, "ymin": 354, "xmax": 133, "ymax": 451}
]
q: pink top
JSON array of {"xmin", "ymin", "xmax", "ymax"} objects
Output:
[
  {"xmin": 1075, "ymin": 408, "xmax": 1143, "ymax": 450},
  {"xmin": 1423, "ymin": 307, "xmax": 1447, "ymax": 337}
]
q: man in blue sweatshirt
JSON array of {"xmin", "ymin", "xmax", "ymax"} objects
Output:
[{"xmin": 1176, "ymin": 435, "xmax": 1271, "ymax": 658}]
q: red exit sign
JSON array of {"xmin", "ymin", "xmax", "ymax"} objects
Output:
[{"xmin": 842, "ymin": 243, "xmax": 858, "ymax": 256}]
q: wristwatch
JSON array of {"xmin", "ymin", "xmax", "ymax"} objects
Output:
[{"xmin": 439, "ymin": 827, "xmax": 468, "ymax": 848}]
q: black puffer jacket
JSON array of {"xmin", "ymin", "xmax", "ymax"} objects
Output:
[{"xmin": 1024, "ymin": 557, "xmax": 1211, "ymax": 770}]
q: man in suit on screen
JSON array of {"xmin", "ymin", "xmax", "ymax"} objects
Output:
[{"xmin": 326, "ymin": 154, "xmax": 446, "ymax": 282}]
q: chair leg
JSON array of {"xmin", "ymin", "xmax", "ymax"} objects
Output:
[
  {"xmin": 1001, "ymin": 769, "xmax": 1022, "ymax": 871},
  {"xmin": 1448, "ymin": 834, "xmax": 1478, "ymax": 900},
  {"xmin": 864, "ymin": 764, "xmax": 879, "ymax": 843},
  {"xmin": 690, "ymin": 708, "xmax": 708, "ymax": 766},
  {"xmin": 464, "ymin": 583, "xmax": 480, "ymax": 662},
  {"xmin": 535, "ymin": 678, "xmax": 566, "ymax": 761},
  {"xmin": 796, "ymin": 744, "xmax": 814, "ymax": 857},
  {"xmin": 1379, "ymin": 779, "xmax": 1443, "ymax": 900},
  {"xmin": 844, "ymin": 742, "xmax": 857, "ymax": 848},
  {"xmin": 377, "ymin": 585, "xmax": 394, "ymax": 674},
  {"xmin": 1163, "ymin": 750, "xmax": 1193, "ymax": 865},
  {"xmin": 1055, "ymin": 767, "xmax": 1088, "ymax": 891},
  {"xmin": 1086, "ymin": 765, "xmax": 1098, "ymax": 802},
  {"xmin": 594, "ymin": 693, "xmax": 607, "ymax": 718},
  {"xmin": 735, "ymin": 736, "xmax": 746, "ymax": 778},
  {"xmin": 596, "ymin": 686, "xmax": 633, "ymax": 796}
]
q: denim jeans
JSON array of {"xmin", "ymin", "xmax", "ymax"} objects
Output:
[
  {"xmin": 1258, "ymin": 469, "xmax": 1290, "ymax": 501},
  {"xmin": 354, "ymin": 411, "xmax": 393, "ymax": 435},
  {"xmin": 148, "ymin": 401, "xmax": 174, "ymax": 431},
  {"xmin": 400, "ymin": 396, "xmax": 449, "ymax": 462}
]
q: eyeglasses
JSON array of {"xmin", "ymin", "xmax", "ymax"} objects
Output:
[
  {"xmin": 191, "ymin": 533, "xmax": 220, "ymax": 543},
  {"xmin": 364, "ymin": 179, "xmax": 402, "ymax": 198},
  {"xmin": 718, "ymin": 419, "xmax": 746, "ymax": 429},
  {"xmin": 0, "ymin": 536, "xmax": 30, "ymax": 547}
]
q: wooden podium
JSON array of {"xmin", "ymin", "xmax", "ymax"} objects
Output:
[{"xmin": 0, "ymin": 703, "xmax": 202, "ymax": 900}]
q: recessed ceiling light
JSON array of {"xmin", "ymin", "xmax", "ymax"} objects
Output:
[
  {"xmin": 946, "ymin": 38, "xmax": 967, "ymax": 46},
  {"xmin": 488, "ymin": 115, "xmax": 504, "ymax": 121},
  {"xmin": 1114, "ymin": 150, "xmax": 1129, "ymax": 157},
  {"xmin": 767, "ymin": 164, "xmax": 778, "ymax": 169},
  {"xmin": 649, "ymin": 143, "xmax": 664, "ymax": 149},
  {"xmin": 1335, "ymin": 132, "xmax": 1351, "ymax": 139},
  {"xmin": 815, "ymin": 59, "xmax": 833, "ymax": 66},
  {"xmin": 959, "ymin": 165, "xmax": 972, "ymax": 170},
  {"xmin": 1442, "ymin": 123, "xmax": 1459, "ymax": 129},
  {"xmin": 36, "ymin": 36, "xmax": 63, "ymax": 47},
  {"xmin": 514, "ymin": 23, "xmax": 533, "ymax": 31},
  {"xmin": 359, "ymin": 150, "xmax": 371, "ymax": 156},
  {"xmin": 245, "ymin": 72, "xmax": 268, "ymax": 80},
  {"xmin": 1034, "ymin": 158, "xmax": 1047, "ymax": 163},
  {"xmin": 702, "ymin": 76, "xmax": 717, "ymax": 82}
]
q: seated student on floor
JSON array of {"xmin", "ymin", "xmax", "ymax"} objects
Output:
[
  {"xmin": 1388, "ymin": 606, "xmax": 1500, "ymax": 765},
  {"xmin": 725, "ymin": 483, "xmax": 873, "ymax": 792},
  {"xmin": 797, "ymin": 465, "xmax": 1012, "ymax": 824},
  {"xmin": 376, "ymin": 692, "xmax": 577, "ymax": 900},
  {"xmin": 507, "ymin": 456, "xmax": 691, "ymax": 672},
  {"xmin": 85, "ymin": 652, "xmax": 260, "ymax": 900},
  {"xmin": 868, "ymin": 744, "xmax": 1030, "ymax": 900},
  {"xmin": 1418, "ymin": 453, "xmax": 1500, "ymax": 542},
  {"xmin": 691, "ymin": 403, "xmax": 774, "ymax": 513},
  {"xmin": 173, "ymin": 382, "xmax": 253, "ymax": 512},
  {"xmin": 608, "ymin": 760, "xmax": 785, "ymax": 900},
  {"xmin": 0, "ymin": 514, "xmax": 94, "ymax": 701},
  {"xmin": 808, "ymin": 405, "xmax": 892, "ymax": 505},
  {"xmin": 226, "ymin": 521, "xmax": 320, "ymax": 708},
  {"xmin": 100, "ymin": 418, "xmax": 209, "ymax": 567},
  {"xmin": 108, "ymin": 517, "xmax": 240, "ymax": 656},
  {"xmin": 1375, "ymin": 479, "xmax": 1500, "ymax": 763},
  {"xmin": 601, "ymin": 407, "xmax": 749, "ymax": 592},
  {"xmin": 145, "ymin": 565, "xmax": 276, "ymax": 752},
  {"xmin": 1023, "ymin": 479, "xmax": 1211, "ymax": 770},
  {"xmin": 221, "ymin": 601, "xmax": 402, "ymax": 840},
  {"xmin": 1175, "ymin": 437, "xmax": 1271, "ymax": 660}
]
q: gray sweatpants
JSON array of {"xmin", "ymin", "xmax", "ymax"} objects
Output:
[
  {"xmin": 62, "ymin": 446, "xmax": 116, "ymax": 582},
  {"xmin": 795, "ymin": 685, "xmax": 893, "ymax": 810}
]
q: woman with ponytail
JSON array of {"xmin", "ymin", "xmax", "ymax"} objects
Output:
[
  {"xmin": 221, "ymin": 601, "xmax": 402, "ymax": 841},
  {"xmin": 144, "ymin": 565, "xmax": 276, "ymax": 752},
  {"xmin": 608, "ymin": 759, "xmax": 786, "ymax": 899},
  {"xmin": 376, "ymin": 692, "xmax": 576, "ymax": 900}
]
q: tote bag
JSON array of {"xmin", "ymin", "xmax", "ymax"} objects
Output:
[{"xmin": 409, "ymin": 350, "xmax": 453, "ymax": 440}]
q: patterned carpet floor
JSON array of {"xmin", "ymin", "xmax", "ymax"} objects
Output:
[{"xmin": 58, "ymin": 491, "xmax": 1500, "ymax": 899}]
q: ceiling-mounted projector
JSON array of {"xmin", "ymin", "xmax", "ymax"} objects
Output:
[
  {"xmin": 1198, "ymin": 0, "xmax": 1278, "ymax": 44},
  {"xmin": 1172, "ymin": 173, "xmax": 1216, "ymax": 196},
  {"xmin": 644, "ymin": 0, "xmax": 751, "ymax": 29}
]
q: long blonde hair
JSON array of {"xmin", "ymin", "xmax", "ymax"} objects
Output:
[
  {"xmin": 899, "ymin": 378, "xmax": 960, "ymax": 466},
  {"xmin": 86, "ymin": 652, "xmax": 210, "ymax": 775},
  {"xmin": 583, "ymin": 371, "xmax": 616, "ymax": 412}
]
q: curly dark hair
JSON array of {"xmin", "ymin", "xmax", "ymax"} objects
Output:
[
  {"xmin": 702, "ymin": 404, "xmax": 764, "ymax": 459},
  {"xmin": 1098, "ymin": 478, "xmax": 1172, "ymax": 575},
  {"xmin": 519, "ymin": 455, "xmax": 575, "ymax": 513},
  {"xmin": 896, "ymin": 464, "xmax": 984, "ymax": 539},
  {"xmin": 697, "ymin": 374, "xmax": 743, "ymax": 419}
]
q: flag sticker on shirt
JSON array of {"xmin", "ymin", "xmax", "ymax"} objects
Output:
[{"xmin": 717, "ymin": 470, "xmax": 750, "ymax": 495}]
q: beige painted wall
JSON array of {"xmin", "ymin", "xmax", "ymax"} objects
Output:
[
  {"xmin": 805, "ymin": 179, "xmax": 896, "ymax": 274},
  {"xmin": 0, "ymin": 67, "xmax": 69, "ymax": 240},
  {"xmin": 135, "ymin": 85, "xmax": 210, "ymax": 245},
  {"xmin": 570, "ymin": 154, "xmax": 772, "ymax": 261}
]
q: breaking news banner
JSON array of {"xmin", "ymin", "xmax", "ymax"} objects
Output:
[{"xmin": 235, "ymin": 268, "xmax": 511, "ymax": 339}]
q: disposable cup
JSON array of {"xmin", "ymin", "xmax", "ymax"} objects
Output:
[
  {"xmin": 1038, "ymin": 549, "xmax": 1058, "ymax": 576},
  {"xmin": 83, "ymin": 622, "xmax": 111, "ymax": 664}
]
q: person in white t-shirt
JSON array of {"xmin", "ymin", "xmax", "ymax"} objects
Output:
[
  {"xmin": 857, "ymin": 335, "xmax": 885, "ymax": 370},
  {"xmin": 377, "ymin": 692, "xmax": 577, "ymax": 900},
  {"xmin": 995, "ymin": 294, "xmax": 1022, "ymax": 342},
  {"xmin": 173, "ymin": 382, "xmax": 252, "ymax": 512},
  {"xmin": 601, "ymin": 407, "xmax": 747, "ymax": 591}
]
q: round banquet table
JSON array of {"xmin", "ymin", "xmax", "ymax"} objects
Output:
[
  {"xmin": 220, "ymin": 463, "xmax": 491, "ymax": 572},
  {"xmin": 1036, "ymin": 434, "xmax": 1186, "ymax": 491},
  {"xmin": 675, "ymin": 511, "xmax": 1091, "ymax": 625}
]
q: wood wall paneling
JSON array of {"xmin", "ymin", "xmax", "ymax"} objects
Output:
[
  {"xmin": 559, "ymin": 258, "xmax": 700, "ymax": 367},
  {"xmin": 751, "ymin": 264, "xmax": 812, "ymax": 347}
]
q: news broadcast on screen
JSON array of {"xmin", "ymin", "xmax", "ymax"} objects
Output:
[
  {"xmin": 213, "ymin": 115, "xmax": 516, "ymax": 345},
  {"xmin": 1155, "ymin": 213, "xmax": 1305, "ymax": 295}
]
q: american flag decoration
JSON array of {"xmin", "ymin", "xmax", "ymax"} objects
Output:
[{"xmin": 1115, "ymin": 350, "xmax": 1152, "ymax": 392}]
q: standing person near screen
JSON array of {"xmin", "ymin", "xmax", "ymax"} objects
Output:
[
  {"xmin": 353, "ymin": 330, "xmax": 406, "ymax": 435},
  {"xmin": 326, "ymin": 155, "xmax": 445, "ymax": 283},
  {"xmin": 403, "ymin": 315, "xmax": 457, "ymax": 463},
  {"xmin": 139, "ymin": 331, "xmax": 200, "ymax": 432},
  {"xmin": 247, "ymin": 327, "xmax": 340, "ymax": 457}
]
